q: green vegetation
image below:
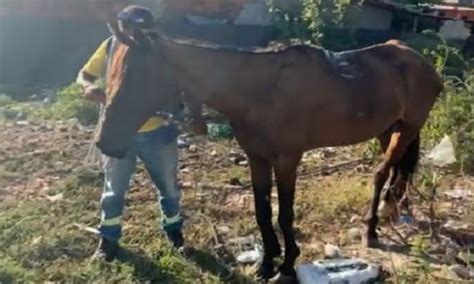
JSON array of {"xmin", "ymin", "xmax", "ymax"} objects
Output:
[
  {"xmin": 0, "ymin": 84, "xmax": 99, "ymax": 125},
  {"xmin": 33, "ymin": 84, "xmax": 100, "ymax": 125}
]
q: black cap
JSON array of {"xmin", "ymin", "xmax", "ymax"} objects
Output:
[{"xmin": 117, "ymin": 5, "xmax": 154, "ymax": 30}]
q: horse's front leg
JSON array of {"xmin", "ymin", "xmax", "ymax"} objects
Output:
[
  {"xmin": 248, "ymin": 154, "xmax": 281, "ymax": 280},
  {"xmin": 273, "ymin": 154, "xmax": 302, "ymax": 282}
]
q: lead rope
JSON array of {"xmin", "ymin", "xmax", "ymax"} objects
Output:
[{"xmin": 84, "ymin": 104, "xmax": 105, "ymax": 169}]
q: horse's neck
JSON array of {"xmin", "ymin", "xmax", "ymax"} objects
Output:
[{"xmin": 159, "ymin": 38, "xmax": 247, "ymax": 119}]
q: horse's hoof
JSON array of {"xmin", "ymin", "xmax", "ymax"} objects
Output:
[
  {"xmin": 255, "ymin": 262, "xmax": 276, "ymax": 281},
  {"xmin": 269, "ymin": 272, "xmax": 297, "ymax": 284},
  {"xmin": 363, "ymin": 236, "xmax": 380, "ymax": 248}
]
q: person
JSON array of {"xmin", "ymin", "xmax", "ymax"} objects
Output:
[{"xmin": 76, "ymin": 5, "xmax": 185, "ymax": 262}]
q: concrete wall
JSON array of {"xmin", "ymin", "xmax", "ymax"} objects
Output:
[
  {"xmin": 440, "ymin": 19, "xmax": 472, "ymax": 39},
  {"xmin": 0, "ymin": 16, "xmax": 109, "ymax": 87},
  {"xmin": 232, "ymin": 0, "xmax": 272, "ymax": 26},
  {"xmin": 0, "ymin": 0, "xmax": 278, "ymax": 87},
  {"xmin": 346, "ymin": 5, "xmax": 394, "ymax": 31},
  {"xmin": 0, "ymin": 15, "xmax": 276, "ymax": 87}
]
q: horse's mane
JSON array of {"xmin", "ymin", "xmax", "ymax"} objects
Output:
[{"xmin": 147, "ymin": 30, "xmax": 326, "ymax": 55}]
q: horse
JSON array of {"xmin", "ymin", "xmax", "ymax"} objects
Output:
[{"xmin": 95, "ymin": 25, "xmax": 443, "ymax": 282}]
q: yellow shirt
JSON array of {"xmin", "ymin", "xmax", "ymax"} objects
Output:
[{"xmin": 80, "ymin": 39, "xmax": 162, "ymax": 133}]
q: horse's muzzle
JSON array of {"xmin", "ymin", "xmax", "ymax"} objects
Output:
[{"xmin": 95, "ymin": 141, "xmax": 127, "ymax": 159}]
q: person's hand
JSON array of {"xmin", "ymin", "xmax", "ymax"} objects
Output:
[{"xmin": 84, "ymin": 85, "xmax": 106, "ymax": 104}]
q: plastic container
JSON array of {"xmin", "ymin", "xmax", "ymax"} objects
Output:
[{"xmin": 297, "ymin": 259, "xmax": 379, "ymax": 284}]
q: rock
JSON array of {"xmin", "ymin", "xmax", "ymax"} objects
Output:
[
  {"xmin": 44, "ymin": 193, "xmax": 63, "ymax": 202},
  {"xmin": 217, "ymin": 226, "xmax": 231, "ymax": 234},
  {"xmin": 347, "ymin": 228, "xmax": 362, "ymax": 243},
  {"xmin": 210, "ymin": 150, "xmax": 218, "ymax": 156},
  {"xmin": 188, "ymin": 144, "xmax": 198, "ymax": 152},
  {"xmin": 236, "ymin": 246, "xmax": 262, "ymax": 264},
  {"xmin": 31, "ymin": 236, "xmax": 43, "ymax": 245},
  {"xmin": 238, "ymin": 160, "xmax": 248, "ymax": 166},
  {"xmin": 350, "ymin": 215, "xmax": 360, "ymax": 223},
  {"xmin": 324, "ymin": 244, "xmax": 342, "ymax": 259},
  {"xmin": 180, "ymin": 181, "xmax": 193, "ymax": 188}
]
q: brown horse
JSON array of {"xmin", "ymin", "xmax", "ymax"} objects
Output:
[{"xmin": 95, "ymin": 28, "xmax": 443, "ymax": 282}]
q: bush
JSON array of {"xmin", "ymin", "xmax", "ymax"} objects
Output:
[
  {"xmin": 207, "ymin": 123, "xmax": 234, "ymax": 140},
  {"xmin": 0, "ymin": 94, "xmax": 14, "ymax": 107},
  {"xmin": 422, "ymin": 71, "xmax": 474, "ymax": 172},
  {"xmin": 33, "ymin": 84, "xmax": 99, "ymax": 125},
  {"xmin": 266, "ymin": 0, "xmax": 354, "ymax": 45}
]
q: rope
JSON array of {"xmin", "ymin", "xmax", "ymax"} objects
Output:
[{"xmin": 84, "ymin": 105, "xmax": 105, "ymax": 169}]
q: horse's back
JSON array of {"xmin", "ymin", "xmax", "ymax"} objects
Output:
[{"xmin": 266, "ymin": 40, "xmax": 443, "ymax": 150}]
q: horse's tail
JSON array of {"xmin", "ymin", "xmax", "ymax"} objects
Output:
[{"xmin": 396, "ymin": 132, "xmax": 420, "ymax": 177}]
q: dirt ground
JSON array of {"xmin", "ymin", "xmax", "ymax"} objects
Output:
[{"xmin": 0, "ymin": 118, "xmax": 473, "ymax": 283}]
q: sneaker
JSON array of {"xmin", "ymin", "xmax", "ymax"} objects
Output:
[{"xmin": 93, "ymin": 238, "xmax": 119, "ymax": 262}]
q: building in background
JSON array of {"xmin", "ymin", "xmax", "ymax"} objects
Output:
[
  {"xmin": 441, "ymin": 0, "xmax": 474, "ymax": 6},
  {"xmin": 0, "ymin": 0, "xmax": 130, "ymax": 20},
  {"xmin": 0, "ymin": 0, "xmax": 472, "ymax": 87},
  {"xmin": 0, "ymin": 0, "xmax": 132, "ymax": 87}
]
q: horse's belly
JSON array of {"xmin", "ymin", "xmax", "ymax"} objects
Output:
[{"xmin": 305, "ymin": 108, "xmax": 401, "ymax": 149}]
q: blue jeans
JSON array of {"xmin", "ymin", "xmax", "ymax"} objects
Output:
[{"xmin": 99, "ymin": 126, "xmax": 182, "ymax": 242}]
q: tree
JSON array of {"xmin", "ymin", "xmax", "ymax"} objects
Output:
[{"xmin": 266, "ymin": 0, "xmax": 354, "ymax": 44}]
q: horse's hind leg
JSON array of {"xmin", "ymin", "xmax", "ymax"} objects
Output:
[
  {"xmin": 377, "ymin": 133, "xmax": 420, "ymax": 220},
  {"xmin": 393, "ymin": 134, "xmax": 420, "ymax": 210},
  {"xmin": 366, "ymin": 123, "xmax": 419, "ymax": 247}
]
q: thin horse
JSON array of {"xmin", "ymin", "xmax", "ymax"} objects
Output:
[{"xmin": 96, "ymin": 28, "xmax": 443, "ymax": 282}]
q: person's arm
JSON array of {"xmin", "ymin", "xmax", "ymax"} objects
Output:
[{"xmin": 76, "ymin": 39, "xmax": 110, "ymax": 104}]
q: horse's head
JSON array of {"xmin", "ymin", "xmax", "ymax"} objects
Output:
[{"xmin": 95, "ymin": 23, "xmax": 182, "ymax": 158}]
